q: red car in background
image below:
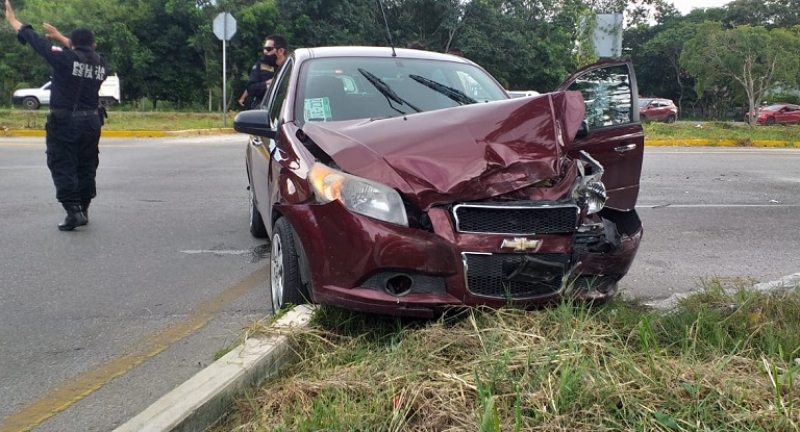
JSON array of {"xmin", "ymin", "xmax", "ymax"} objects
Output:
[
  {"xmin": 639, "ymin": 98, "xmax": 678, "ymax": 123},
  {"xmin": 745, "ymin": 103, "xmax": 800, "ymax": 125}
]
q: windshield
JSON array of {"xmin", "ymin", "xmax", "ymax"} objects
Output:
[
  {"xmin": 295, "ymin": 57, "xmax": 507, "ymax": 124},
  {"xmin": 762, "ymin": 105, "xmax": 782, "ymax": 112},
  {"xmin": 638, "ymin": 99, "xmax": 652, "ymax": 108}
]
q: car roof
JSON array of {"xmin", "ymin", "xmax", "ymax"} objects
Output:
[{"xmin": 293, "ymin": 46, "xmax": 472, "ymax": 64}]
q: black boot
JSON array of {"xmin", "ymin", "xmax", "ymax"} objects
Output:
[
  {"xmin": 79, "ymin": 202, "xmax": 90, "ymax": 226},
  {"xmin": 58, "ymin": 205, "xmax": 88, "ymax": 231}
]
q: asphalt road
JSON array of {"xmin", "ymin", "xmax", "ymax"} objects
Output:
[
  {"xmin": 0, "ymin": 137, "xmax": 798, "ymax": 431},
  {"xmin": 0, "ymin": 135, "xmax": 269, "ymax": 432},
  {"xmin": 626, "ymin": 147, "xmax": 800, "ymax": 299}
]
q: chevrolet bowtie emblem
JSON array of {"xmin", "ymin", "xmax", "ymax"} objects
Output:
[{"xmin": 501, "ymin": 238, "xmax": 541, "ymax": 252}]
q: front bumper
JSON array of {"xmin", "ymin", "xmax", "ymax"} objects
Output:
[
  {"xmin": 280, "ymin": 202, "xmax": 642, "ymax": 317},
  {"xmin": 11, "ymin": 96, "xmax": 23, "ymax": 106}
]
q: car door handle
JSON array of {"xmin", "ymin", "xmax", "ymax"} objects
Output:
[{"xmin": 615, "ymin": 143, "xmax": 637, "ymax": 153}]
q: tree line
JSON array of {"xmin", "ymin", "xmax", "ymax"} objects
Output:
[{"xmin": 1, "ymin": 0, "xmax": 799, "ymax": 121}]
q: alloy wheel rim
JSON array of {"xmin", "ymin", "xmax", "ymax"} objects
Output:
[{"xmin": 270, "ymin": 233, "xmax": 283, "ymax": 311}]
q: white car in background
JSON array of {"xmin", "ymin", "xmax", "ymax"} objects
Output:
[
  {"xmin": 507, "ymin": 90, "xmax": 540, "ymax": 99},
  {"xmin": 12, "ymin": 74, "xmax": 121, "ymax": 110}
]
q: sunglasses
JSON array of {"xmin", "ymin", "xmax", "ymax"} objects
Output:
[{"xmin": 262, "ymin": 46, "xmax": 276, "ymax": 52}]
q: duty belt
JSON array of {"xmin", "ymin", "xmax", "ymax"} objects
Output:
[{"xmin": 50, "ymin": 108, "xmax": 98, "ymax": 117}]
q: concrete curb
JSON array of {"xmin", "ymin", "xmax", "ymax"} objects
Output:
[
  {"xmin": 645, "ymin": 273, "xmax": 800, "ymax": 310},
  {"xmin": 112, "ymin": 305, "xmax": 314, "ymax": 432},
  {"xmin": 646, "ymin": 139, "xmax": 796, "ymax": 148}
]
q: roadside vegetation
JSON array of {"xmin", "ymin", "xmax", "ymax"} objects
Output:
[
  {"xmin": 644, "ymin": 122, "xmax": 800, "ymax": 145},
  {"xmin": 211, "ymin": 279, "xmax": 800, "ymax": 431},
  {"xmin": 3, "ymin": 108, "xmax": 800, "ymax": 146},
  {"xmin": 0, "ymin": 108, "xmax": 235, "ymax": 131}
]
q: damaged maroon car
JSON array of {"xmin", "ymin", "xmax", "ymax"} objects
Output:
[{"xmin": 235, "ymin": 47, "xmax": 644, "ymax": 317}]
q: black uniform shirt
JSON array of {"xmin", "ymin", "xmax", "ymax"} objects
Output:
[
  {"xmin": 17, "ymin": 25, "xmax": 110, "ymax": 111},
  {"xmin": 246, "ymin": 59, "xmax": 276, "ymax": 108}
]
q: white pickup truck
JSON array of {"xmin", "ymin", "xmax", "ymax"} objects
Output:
[{"xmin": 12, "ymin": 74, "xmax": 121, "ymax": 110}]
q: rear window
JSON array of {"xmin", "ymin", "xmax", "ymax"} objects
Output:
[{"xmin": 295, "ymin": 57, "xmax": 507, "ymax": 125}]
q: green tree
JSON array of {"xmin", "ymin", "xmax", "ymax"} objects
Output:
[
  {"xmin": 680, "ymin": 22, "xmax": 800, "ymax": 124},
  {"xmin": 722, "ymin": 0, "xmax": 800, "ymax": 28}
]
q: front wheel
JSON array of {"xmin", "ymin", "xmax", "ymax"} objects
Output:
[
  {"xmin": 766, "ymin": 117, "xmax": 776, "ymax": 126},
  {"xmin": 22, "ymin": 97, "xmax": 40, "ymax": 110},
  {"xmin": 666, "ymin": 114, "xmax": 676, "ymax": 123},
  {"xmin": 270, "ymin": 217, "xmax": 309, "ymax": 312}
]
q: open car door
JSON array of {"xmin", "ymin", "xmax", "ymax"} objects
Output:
[{"xmin": 557, "ymin": 60, "xmax": 644, "ymax": 211}]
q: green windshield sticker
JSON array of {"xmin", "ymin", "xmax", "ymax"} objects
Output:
[{"xmin": 304, "ymin": 97, "xmax": 332, "ymax": 122}]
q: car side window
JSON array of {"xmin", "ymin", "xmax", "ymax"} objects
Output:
[
  {"xmin": 266, "ymin": 58, "xmax": 294, "ymax": 128},
  {"xmin": 567, "ymin": 65, "xmax": 633, "ymax": 128}
]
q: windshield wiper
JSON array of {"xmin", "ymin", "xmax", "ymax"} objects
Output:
[
  {"xmin": 408, "ymin": 74, "xmax": 477, "ymax": 105},
  {"xmin": 358, "ymin": 68, "xmax": 421, "ymax": 114}
]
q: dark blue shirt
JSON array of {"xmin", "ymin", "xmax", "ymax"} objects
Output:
[
  {"xmin": 17, "ymin": 25, "xmax": 110, "ymax": 111},
  {"xmin": 246, "ymin": 59, "xmax": 277, "ymax": 108}
]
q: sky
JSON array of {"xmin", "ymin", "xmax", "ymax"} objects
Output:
[{"xmin": 669, "ymin": 0, "xmax": 731, "ymax": 16}]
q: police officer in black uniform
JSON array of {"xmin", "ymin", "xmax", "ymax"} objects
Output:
[
  {"xmin": 5, "ymin": 0, "xmax": 109, "ymax": 231},
  {"xmin": 245, "ymin": 34, "xmax": 289, "ymax": 108}
]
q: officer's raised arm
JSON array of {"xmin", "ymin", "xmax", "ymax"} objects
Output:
[
  {"xmin": 44, "ymin": 23, "xmax": 71, "ymax": 48},
  {"xmin": 4, "ymin": 0, "xmax": 23, "ymax": 32}
]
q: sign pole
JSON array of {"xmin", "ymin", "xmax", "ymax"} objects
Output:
[
  {"xmin": 222, "ymin": 38, "xmax": 227, "ymax": 127},
  {"xmin": 213, "ymin": 12, "xmax": 236, "ymax": 128}
]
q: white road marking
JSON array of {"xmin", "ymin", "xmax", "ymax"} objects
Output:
[
  {"xmin": 180, "ymin": 250, "xmax": 253, "ymax": 256},
  {"xmin": 638, "ymin": 204, "xmax": 800, "ymax": 208}
]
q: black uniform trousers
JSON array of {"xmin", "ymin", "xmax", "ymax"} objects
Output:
[{"xmin": 45, "ymin": 110, "xmax": 102, "ymax": 206}]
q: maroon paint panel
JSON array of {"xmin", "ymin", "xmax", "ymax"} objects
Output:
[{"xmin": 300, "ymin": 92, "xmax": 585, "ymax": 210}]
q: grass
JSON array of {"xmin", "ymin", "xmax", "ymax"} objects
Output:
[
  {"xmin": 643, "ymin": 121, "xmax": 800, "ymax": 144},
  {"xmin": 2, "ymin": 107, "xmax": 800, "ymax": 143},
  {"xmin": 211, "ymin": 278, "xmax": 800, "ymax": 431},
  {"xmin": 0, "ymin": 108, "xmax": 236, "ymax": 131}
]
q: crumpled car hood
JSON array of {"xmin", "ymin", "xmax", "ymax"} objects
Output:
[{"xmin": 301, "ymin": 91, "xmax": 585, "ymax": 210}]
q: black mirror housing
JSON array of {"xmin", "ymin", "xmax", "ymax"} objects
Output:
[{"xmin": 234, "ymin": 110, "xmax": 277, "ymax": 139}]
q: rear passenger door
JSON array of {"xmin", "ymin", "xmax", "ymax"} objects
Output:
[{"xmin": 556, "ymin": 60, "xmax": 644, "ymax": 211}]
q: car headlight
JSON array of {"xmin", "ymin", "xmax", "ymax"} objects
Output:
[
  {"xmin": 575, "ymin": 181, "xmax": 607, "ymax": 214},
  {"xmin": 570, "ymin": 151, "xmax": 607, "ymax": 215},
  {"xmin": 308, "ymin": 163, "xmax": 409, "ymax": 226}
]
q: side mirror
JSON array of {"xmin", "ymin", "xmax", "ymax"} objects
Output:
[
  {"xmin": 233, "ymin": 110, "xmax": 277, "ymax": 139},
  {"xmin": 575, "ymin": 120, "xmax": 589, "ymax": 139}
]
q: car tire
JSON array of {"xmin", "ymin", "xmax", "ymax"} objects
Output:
[
  {"xmin": 22, "ymin": 97, "xmax": 40, "ymax": 110},
  {"xmin": 666, "ymin": 114, "xmax": 676, "ymax": 123},
  {"xmin": 248, "ymin": 184, "xmax": 268, "ymax": 238},
  {"xmin": 766, "ymin": 117, "xmax": 776, "ymax": 126},
  {"xmin": 640, "ymin": 115, "xmax": 647, "ymax": 123},
  {"xmin": 270, "ymin": 217, "xmax": 309, "ymax": 311}
]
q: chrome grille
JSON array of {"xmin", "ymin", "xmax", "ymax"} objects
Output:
[
  {"xmin": 463, "ymin": 253, "xmax": 571, "ymax": 299},
  {"xmin": 452, "ymin": 202, "xmax": 579, "ymax": 235}
]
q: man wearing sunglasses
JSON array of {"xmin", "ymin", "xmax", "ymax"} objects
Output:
[{"xmin": 245, "ymin": 34, "xmax": 289, "ymax": 108}]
